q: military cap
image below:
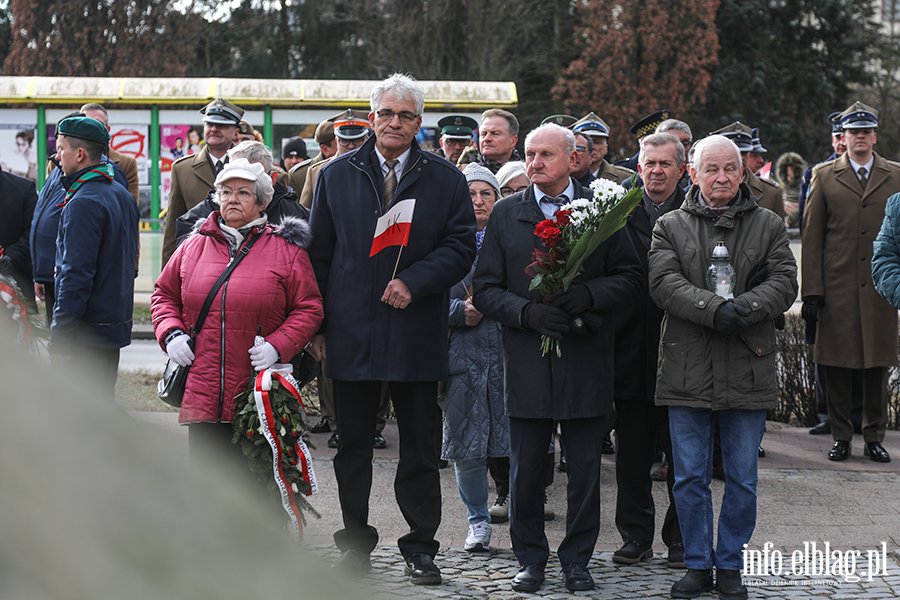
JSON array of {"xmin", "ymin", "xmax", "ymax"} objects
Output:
[
  {"xmin": 710, "ymin": 122, "xmax": 754, "ymax": 152},
  {"xmin": 750, "ymin": 128, "xmax": 767, "ymax": 153},
  {"xmin": 629, "ymin": 109, "xmax": 672, "ymax": 138},
  {"xmin": 282, "ymin": 136, "xmax": 309, "ymax": 159},
  {"xmin": 329, "ymin": 109, "xmax": 371, "ymax": 140},
  {"xmin": 838, "ymin": 101, "xmax": 878, "ymax": 130},
  {"xmin": 200, "ymin": 98, "xmax": 244, "ymax": 126},
  {"xmin": 541, "ymin": 115, "xmax": 577, "ymax": 128},
  {"xmin": 237, "ymin": 120, "xmax": 256, "ymax": 136},
  {"xmin": 438, "ymin": 115, "xmax": 479, "ymax": 140},
  {"xmin": 58, "ymin": 116, "xmax": 110, "ymax": 145},
  {"xmin": 828, "ymin": 112, "xmax": 843, "ymax": 136},
  {"xmin": 314, "ymin": 118, "xmax": 336, "ymax": 145},
  {"xmin": 571, "ymin": 112, "xmax": 610, "ymax": 138}
]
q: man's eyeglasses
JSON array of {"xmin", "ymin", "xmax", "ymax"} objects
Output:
[
  {"xmin": 375, "ymin": 109, "xmax": 418, "ymax": 123},
  {"xmin": 575, "ymin": 145, "xmax": 588, "ymax": 154},
  {"xmin": 443, "ymin": 138, "xmax": 470, "ymax": 147},
  {"xmin": 338, "ymin": 137, "xmax": 366, "ymax": 149}
]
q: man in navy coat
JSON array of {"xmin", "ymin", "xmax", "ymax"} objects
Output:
[{"xmin": 308, "ymin": 74, "xmax": 476, "ymax": 585}]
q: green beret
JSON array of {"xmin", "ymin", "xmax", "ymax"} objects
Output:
[{"xmin": 58, "ymin": 117, "xmax": 110, "ymax": 145}]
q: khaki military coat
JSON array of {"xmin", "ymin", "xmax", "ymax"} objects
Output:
[
  {"xmin": 298, "ymin": 157, "xmax": 332, "ymax": 209},
  {"xmin": 802, "ymin": 152, "xmax": 900, "ymax": 368},
  {"xmin": 596, "ymin": 159, "xmax": 634, "ymax": 185},
  {"xmin": 162, "ymin": 146, "xmax": 219, "ymax": 265},
  {"xmin": 286, "ymin": 158, "xmax": 312, "ymax": 199},
  {"xmin": 746, "ymin": 170, "xmax": 784, "ymax": 219}
]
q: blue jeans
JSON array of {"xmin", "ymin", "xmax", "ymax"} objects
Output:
[
  {"xmin": 454, "ymin": 458, "xmax": 490, "ymax": 525},
  {"xmin": 668, "ymin": 407, "xmax": 766, "ymax": 570}
]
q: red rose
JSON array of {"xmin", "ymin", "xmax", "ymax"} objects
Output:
[
  {"xmin": 555, "ymin": 210, "xmax": 572, "ymax": 226},
  {"xmin": 540, "ymin": 225, "xmax": 561, "ymax": 247}
]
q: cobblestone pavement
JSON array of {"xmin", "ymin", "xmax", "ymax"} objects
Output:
[{"xmin": 306, "ymin": 544, "xmax": 900, "ymax": 599}]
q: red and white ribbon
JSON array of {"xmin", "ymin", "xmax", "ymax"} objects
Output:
[{"xmin": 253, "ymin": 364, "xmax": 318, "ymax": 542}]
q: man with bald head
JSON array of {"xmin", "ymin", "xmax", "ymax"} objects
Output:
[{"xmin": 474, "ymin": 123, "xmax": 641, "ymax": 593}]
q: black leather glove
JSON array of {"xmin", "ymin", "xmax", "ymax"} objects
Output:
[
  {"xmin": 522, "ymin": 302, "xmax": 570, "ymax": 340},
  {"xmin": 801, "ymin": 296, "xmax": 823, "ymax": 324},
  {"xmin": 713, "ymin": 301, "xmax": 751, "ymax": 337},
  {"xmin": 546, "ymin": 282, "xmax": 593, "ymax": 316},
  {"xmin": 774, "ymin": 313, "xmax": 786, "ymax": 330},
  {"xmin": 0, "ymin": 256, "xmax": 12, "ymax": 275},
  {"xmin": 745, "ymin": 262, "xmax": 768, "ymax": 290}
]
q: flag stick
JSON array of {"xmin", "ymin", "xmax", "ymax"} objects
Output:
[{"xmin": 391, "ymin": 246, "xmax": 404, "ymax": 280}]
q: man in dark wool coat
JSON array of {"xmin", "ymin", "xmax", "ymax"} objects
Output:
[
  {"xmin": 473, "ymin": 123, "xmax": 641, "ymax": 593},
  {"xmin": 307, "ymin": 73, "xmax": 476, "ymax": 586}
]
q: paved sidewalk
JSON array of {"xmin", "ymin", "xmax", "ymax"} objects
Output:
[{"xmin": 131, "ymin": 412, "xmax": 900, "ymax": 598}]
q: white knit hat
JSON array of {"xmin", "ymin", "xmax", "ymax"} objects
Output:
[{"xmin": 463, "ymin": 163, "xmax": 501, "ymax": 197}]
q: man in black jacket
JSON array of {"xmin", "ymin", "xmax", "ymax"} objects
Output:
[
  {"xmin": 474, "ymin": 123, "xmax": 641, "ymax": 593},
  {"xmin": 612, "ymin": 132, "xmax": 685, "ymax": 568},
  {"xmin": 0, "ymin": 165, "xmax": 37, "ymax": 302}
]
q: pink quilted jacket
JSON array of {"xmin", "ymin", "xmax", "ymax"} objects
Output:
[{"xmin": 152, "ymin": 213, "xmax": 323, "ymax": 424}]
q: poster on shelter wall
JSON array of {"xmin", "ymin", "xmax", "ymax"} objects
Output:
[
  {"xmin": 159, "ymin": 125, "xmax": 205, "ymax": 211},
  {"xmin": 110, "ymin": 125, "xmax": 149, "ymax": 185},
  {"xmin": 0, "ymin": 126, "xmax": 37, "ymax": 182}
]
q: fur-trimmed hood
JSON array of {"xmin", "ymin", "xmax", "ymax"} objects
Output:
[
  {"xmin": 776, "ymin": 152, "xmax": 807, "ymax": 191},
  {"xmin": 272, "ymin": 215, "xmax": 312, "ymax": 250}
]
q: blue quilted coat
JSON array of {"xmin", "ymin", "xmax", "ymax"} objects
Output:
[{"xmin": 441, "ymin": 254, "xmax": 509, "ymax": 461}]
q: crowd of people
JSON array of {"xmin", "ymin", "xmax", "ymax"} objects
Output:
[{"xmin": 8, "ymin": 74, "xmax": 900, "ymax": 600}]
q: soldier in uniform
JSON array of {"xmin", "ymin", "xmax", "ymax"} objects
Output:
[
  {"xmin": 288, "ymin": 119, "xmax": 336, "ymax": 195},
  {"xmin": 299, "ymin": 110, "xmax": 370, "ymax": 209},
  {"xmin": 162, "ymin": 98, "xmax": 243, "ymax": 265},
  {"xmin": 436, "ymin": 115, "xmax": 478, "ymax": 165},
  {"xmin": 747, "ymin": 128, "xmax": 767, "ymax": 175},
  {"xmin": 711, "ymin": 122, "xmax": 785, "ymax": 220},
  {"xmin": 616, "ymin": 109, "xmax": 672, "ymax": 172},
  {"xmin": 802, "ymin": 101, "xmax": 900, "ymax": 463},
  {"xmin": 571, "ymin": 112, "xmax": 633, "ymax": 184}
]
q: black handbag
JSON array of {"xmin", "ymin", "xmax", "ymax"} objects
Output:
[{"xmin": 157, "ymin": 233, "xmax": 260, "ymax": 407}]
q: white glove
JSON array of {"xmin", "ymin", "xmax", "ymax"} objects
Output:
[
  {"xmin": 249, "ymin": 341, "xmax": 279, "ymax": 371},
  {"xmin": 166, "ymin": 333, "xmax": 194, "ymax": 367}
]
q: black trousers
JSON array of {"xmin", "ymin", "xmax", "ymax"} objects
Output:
[
  {"xmin": 815, "ymin": 363, "xmax": 864, "ymax": 427},
  {"xmin": 825, "ymin": 366, "xmax": 888, "ymax": 443},
  {"xmin": 332, "ymin": 380, "xmax": 441, "ymax": 559},
  {"xmin": 614, "ymin": 397, "xmax": 680, "ymax": 548},
  {"xmin": 509, "ymin": 416, "xmax": 604, "ymax": 567}
]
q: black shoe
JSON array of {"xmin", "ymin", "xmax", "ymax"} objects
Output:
[
  {"xmin": 327, "ymin": 432, "xmax": 340, "ymax": 449},
  {"xmin": 561, "ymin": 563, "xmax": 595, "ymax": 591},
  {"xmin": 671, "ymin": 568, "xmax": 714, "ymax": 599},
  {"xmin": 332, "ymin": 549, "xmax": 371, "ymax": 574},
  {"xmin": 715, "ymin": 568, "xmax": 748, "ymax": 600},
  {"xmin": 612, "ymin": 540, "xmax": 653, "ymax": 565},
  {"xmin": 558, "ymin": 455, "xmax": 567, "ymax": 472},
  {"xmin": 864, "ymin": 441, "xmax": 891, "ymax": 463},
  {"xmin": 511, "ymin": 564, "xmax": 544, "ymax": 592},
  {"xmin": 667, "ymin": 543, "xmax": 686, "ymax": 569},
  {"xmin": 602, "ymin": 433, "xmax": 615, "ymax": 454},
  {"xmin": 809, "ymin": 420, "xmax": 831, "ymax": 435},
  {"xmin": 828, "ymin": 440, "xmax": 850, "ymax": 461},
  {"xmin": 758, "ymin": 445, "xmax": 765, "ymax": 458},
  {"xmin": 310, "ymin": 416, "xmax": 332, "ymax": 434},
  {"xmin": 404, "ymin": 553, "xmax": 442, "ymax": 585},
  {"xmin": 373, "ymin": 433, "xmax": 386, "ymax": 449}
]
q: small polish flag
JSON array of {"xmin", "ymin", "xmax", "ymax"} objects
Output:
[{"xmin": 370, "ymin": 198, "xmax": 416, "ymax": 257}]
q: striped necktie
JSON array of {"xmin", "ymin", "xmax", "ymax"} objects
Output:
[{"xmin": 383, "ymin": 159, "xmax": 399, "ymax": 210}]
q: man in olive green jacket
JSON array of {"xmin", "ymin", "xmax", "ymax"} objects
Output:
[{"xmin": 648, "ymin": 135, "xmax": 797, "ymax": 600}]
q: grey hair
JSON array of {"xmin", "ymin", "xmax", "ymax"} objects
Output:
[
  {"xmin": 656, "ymin": 118, "xmax": 692, "ymax": 141},
  {"xmin": 370, "ymin": 73, "xmax": 425, "ymax": 116},
  {"xmin": 227, "ymin": 141, "xmax": 274, "ymax": 173},
  {"xmin": 639, "ymin": 132, "xmax": 686, "ymax": 167},
  {"xmin": 524, "ymin": 123, "xmax": 576, "ymax": 156},
  {"xmin": 496, "ymin": 161, "xmax": 528, "ymax": 189},
  {"xmin": 691, "ymin": 135, "xmax": 742, "ymax": 173}
]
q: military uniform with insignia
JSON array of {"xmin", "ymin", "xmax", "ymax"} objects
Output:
[
  {"xmin": 437, "ymin": 115, "xmax": 478, "ymax": 165},
  {"xmin": 571, "ymin": 112, "xmax": 634, "ymax": 184},
  {"xmin": 616, "ymin": 110, "xmax": 672, "ymax": 172},
  {"xmin": 162, "ymin": 98, "xmax": 244, "ymax": 265},
  {"xmin": 299, "ymin": 109, "xmax": 370, "ymax": 208}
]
